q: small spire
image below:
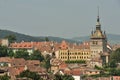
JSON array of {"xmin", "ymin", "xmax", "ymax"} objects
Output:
[
  {"xmin": 97, "ymin": 6, "xmax": 100, "ymax": 22},
  {"xmin": 96, "ymin": 6, "xmax": 101, "ymax": 30}
]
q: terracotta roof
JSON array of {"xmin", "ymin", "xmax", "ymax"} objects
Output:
[
  {"xmin": 71, "ymin": 68, "xmax": 83, "ymax": 75},
  {"xmin": 113, "ymin": 76, "xmax": 120, "ymax": 80},
  {"xmin": 60, "ymin": 67, "xmax": 71, "ymax": 75},
  {"xmin": 26, "ymin": 60, "xmax": 40, "ymax": 66},
  {"xmin": 50, "ymin": 58, "xmax": 63, "ymax": 66},
  {"xmin": 59, "ymin": 62, "xmax": 67, "ymax": 70},
  {"xmin": 0, "ymin": 57, "xmax": 12, "ymax": 63},
  {"xmin": 98, "ymin": 77, "xmax": 111, "ymax": 80},
  {"xmin": 8, "ymin": 66, "xmax": 25, "ymax": 76},
  {"xmin": 10, "ymin": 40, "xmax": 90, "ymax": 53},
  {"xmin": 11, "ymin": 58, "xmax": 26, "ymax": 67},
  {"xmin": 59, "ymin": 40, "xmax": 69, "ymax": 50},
  {"xmin": 10, "ymin": 42, "xmax": 34, "ymax": 49},
  {"xmin": 27, "ymin": 65, "xmax": 46, "ymax": 73},
  {"xmin": 61, "ymin": 67, "xmax": 83, "ymax": 76}
]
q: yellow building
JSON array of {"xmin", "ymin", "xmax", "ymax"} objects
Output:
[{"xmin": 58, "ymin": 40, "xmax": 91, "ymax": 61}]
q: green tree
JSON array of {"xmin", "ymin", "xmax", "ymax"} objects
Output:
[
  {"xmin": 0, "ymin": 45, "xmax": 9, "ymax": 57},
  {"xmin": 8, "ymin": 48, "xmax": 14, "ymax": 57},
  {"xmin": 0, "ymin": 74, "xmax": 10, "ymax": 80},
  {"xmin": 44, "ymin": 54, "xmax": 51, "ymax": 72},
  {"xmin": 54, "ymin": 74, "xmax": 74, "ymax": 80},
  {"xmin": 17, "ymin": 70, "xmax": 43, "ymax": 80},
  {"xmin": 4, "ymin": 34, "xmax": 16, "ymax": 43},
  {"xmin": 45, "ymin": 37, "xmax": 49, "ymax": 42},
  {"xmin": 110, "ymin": 48, "xmax": 120, "ymax": 63},
  {"xmin": 109, "ymin": 60, "xmax": 117, "ymax": 68},
  {"xmin": 30, "ymin": 50, "xmax": 44, "ymax": 61},
  {"xmin": 14, "ymin": 49, "xmax": 29, "ymax": 60}
]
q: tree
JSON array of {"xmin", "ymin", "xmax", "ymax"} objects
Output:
[
  {"xmin": 30, "ymin": 50, "xmax": 44, "ymax": 61},
  {"xmin": 109, "ymin": 60, "xmax": 117, "ymax": 68},
  {"xmin": 4, "ymin": 34, "xmax": 16, "ymax": 43},
  {"xmin": 45, "ymin": 37, "xmax": 49, "ymax": 42},
  {"xmin": 8, "ymin": 48, "xmax": 14, "ymax": 57},
  {"xmin": 0, "ymin": 45, "xmax": 9, "ymax": 57},
  {"xmin": 17, "ymin": 70, "xmax": 43, "ymax": 80},
  {"xmin": 54, "ymin": 74, "xmax": 74, "ymax": 80},
  {"xmin": 44, "ymin": 54, "xmax": 51, "ymax": 72},
  {"xmin": 110, "ymin": 48, "xmax": 120, "ymax": 63},
  {"xmin": 14, "ymin": 49, "xmax": 29, "ymax": 60},
  {"xmin": 0, "ymin": 74, "xmax": 10, "ymax": 80}
]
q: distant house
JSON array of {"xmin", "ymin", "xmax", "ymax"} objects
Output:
[
  {"xmin": 11, "ymin": 58, "xmax": 26, "ymax": 67},
  {"xmin": 112, "ymin": 76, "xmax": 120, "ymax": 80},
  {"xmin": 9, "ymin": 41, "xmax": 55, "ymax": 56},
  {"xmin": 9, "ymin": 42, "xmax": 34, "ymax": 55},
  {"xmin": 0, "ymin": 39, "xmax": 9, "ymax": 46},
  {"xmin": 0, "ymin": 69, "xmax": 8, "ymax": 76},
  {"xmin": 0, "ymin": 57, "xmax": 12, "ymax": 67},
  {"xmin": 84, "ymin": 69, "xmax": 100, "ymax": 76},
  {"xmin": 26, "ymin": 60, "xmax": 40, "ymax": 66}
]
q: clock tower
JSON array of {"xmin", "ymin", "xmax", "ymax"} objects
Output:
[{"xmin": 90, "ymin": 14, "xmax": 107, "ymax": 59}]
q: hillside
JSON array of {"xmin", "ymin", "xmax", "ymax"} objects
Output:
[
  {"xmin": 72, "ymin": 34, "xmax": 120, "ymax": 44},
  {"xmin": 0, "ymin": 29, "xmax": 44, "ymax": 42},
  {"xmin": 0, "ymin": 29, "xmax": 120, "ymax": 44},
  {"xmin": 0, "ymin": 29, "xmax": 79, "ymax": 43}
]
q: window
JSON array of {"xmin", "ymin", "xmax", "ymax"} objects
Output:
[
  {"xmin": 75, "ymin": 53, "xmax": 77, "ymax": 55},
  {"xmin": 92, "ymin": 41, "xmax": 98, "ymax": 45}
]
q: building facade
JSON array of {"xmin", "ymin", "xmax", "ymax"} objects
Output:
[{"xmin": 58, "ymin": 41, "xmax": 91, "ymax": 61}]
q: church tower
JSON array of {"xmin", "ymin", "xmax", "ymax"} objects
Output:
[{"xmin": 90, "ymin": 10, "xmax": 107, "ymax": 58}]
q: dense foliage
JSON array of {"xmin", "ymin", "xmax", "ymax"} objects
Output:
[
  {"xmin": 0, "ymin": 45, "xmax": 9, "ymax": 57},
  {"xmin": 54, "ymin": 74, "xmax": 74, "ymax": 80},
  {"xmin": 43, "ymin": 54, "xmax": 51, "ymax": 72},
  {"xmin": 110, "ymin": 48, "xmax": 120, "ymax": 63},
  {"xmin": 65, "ymin": 60, "xmax": 86, "ymax": 64},
  {"xmin": 29, "ymin": 50, "xmax": 44, "ymax": 61},
  {"xmin": 0, "ymin": 45, "xmax": 44, "ymax": 61},
  {"xmin": 17, "ymin": 70, "xmax": 43, "ymax": 80},
  {"xmin": 4, "ymin": 34, "xmax": 16, "ymax": 43},
  {"xmin": 14, "ymin": 49, "xmax": 29, "ymax": 60},
  {"xmin": 0, "ymin": 75, "xmax": 10, "ymax": 80}
]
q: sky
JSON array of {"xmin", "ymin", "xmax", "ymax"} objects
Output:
[{"xmin": 0, "ymin": 0, "xmax": 120, "ymax": 38}]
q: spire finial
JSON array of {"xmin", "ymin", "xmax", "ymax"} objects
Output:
[
  {"xmin": 97, "ymin": 6, "xmax": 100, "ymax": 22},
  {"xmin": 98, "ymin": 6, "xmax": 99, "ymax": 17}
]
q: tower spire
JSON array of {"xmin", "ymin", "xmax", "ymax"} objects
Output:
[
  {"xmin": 97, "ymin": 6, "xmax": 100, "ymax": 22},
  {"xmin": 96, "ymin": 6, "xmax": 101, "ymax": 30}
]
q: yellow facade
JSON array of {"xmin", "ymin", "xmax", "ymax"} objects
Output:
[{"xmin": 58, "ymin": 49, "xmax": 91, "ymax": 61}]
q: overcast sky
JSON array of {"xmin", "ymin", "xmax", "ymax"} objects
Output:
[{"xmin": 0, "ymin": 0, "xmax": 120, "ymax": 38}]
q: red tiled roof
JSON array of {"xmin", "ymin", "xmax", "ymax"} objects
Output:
[
  {"xmin": 11, "ymin": 58, "xmax": 26, "ymax": 66},
  {"xmin": 9, "ymin": 40, "xmax": 90, "ymax": 53},
  {"xmin": 10, "ymin": 42, "xmax": 34, "ymax": 49},
  {"xmin": 0, "ymin": 57, "xmax": 12, "ymax": 63},
  {"xmin": 27, "ymin": 65, "xmax": 46, "ymax": 73},
  {"xmin": 8, "ymin": 66, "xmax": 25, "ymax": 76},
  {"xmin": 26, "ymin": 60, "xmax": 40, "ymax": 66},
  {"xmin": 59, "ymin": 40, "xmax": 69, "ymax": 50},
  {"xmin": 59, "ymin": 62, "xmax": 67, "ymax": 69},
  {"xmin": 71, "ymin": 68, "xmax": 82, "ymax": 75}
]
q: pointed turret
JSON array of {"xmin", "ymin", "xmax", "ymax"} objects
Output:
[
  {"xmin": 96, "ymin": 7, "xmax": 101, "ymax": 30},
  {"xmin": 90, "ymin": 8, "xmax": 106, "ymax": 39}
]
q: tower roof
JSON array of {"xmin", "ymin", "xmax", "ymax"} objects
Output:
[{"xmin": 90, "ymin": 8, "xmax": 106, "ymax": 39}]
